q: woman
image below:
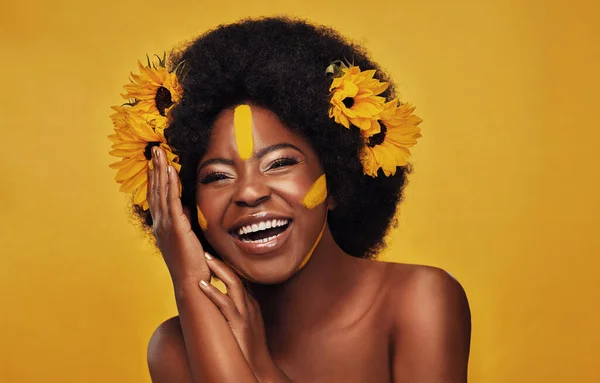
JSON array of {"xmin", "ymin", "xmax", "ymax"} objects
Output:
[{"xmin": 109, "ymin": 17, "xmax": 471, "ymax": 382}]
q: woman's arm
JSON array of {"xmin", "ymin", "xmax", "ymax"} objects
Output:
[
  {"xmin": 146, "ymin": 147, "xmax": 257, "ymax": 383},
  {"xmin": 392, "ymin": 266, "xmax": 471, "ymax": 383}
]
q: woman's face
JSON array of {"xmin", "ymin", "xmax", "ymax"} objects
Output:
[{"xmin": 196, "ymin": 104, "xmax": 329, "ymax": 284}]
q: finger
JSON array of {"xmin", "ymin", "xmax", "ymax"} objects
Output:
[
  {"xmin": 199, "ymin": 280, "xmax": 241, "ymax": 323},
  {"xmin": 204, "ymin": 253, "xmax": 247, "ymax": 316},
  {"xmin": 166, "ymin": 165, "xmax": 184, "ymax": 220},
  {"xmin": 156, "ymin": 147, "xmax": 169, "ymax": 216},
  {"xmin": 150, "ymin": 147, "xmax": 161, "ymax": 222},
  {"xmin": 147, "ymin": 165, "xmax": 156, "ymax": 219}
]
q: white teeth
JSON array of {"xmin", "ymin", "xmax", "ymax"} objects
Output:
[
  {"xmin": 240, "ymin": 232, "xmax": 284, "ymax": 244},
  {"xmin": 236, "ymin": 219, "xmax": 289, "ymax": 236}
]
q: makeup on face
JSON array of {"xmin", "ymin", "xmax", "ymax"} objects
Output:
[
  {"xmin": 302, "ymin": 174, "xmax": 327, "ymax": 209},
  {"xmin": 233, "ymin": 104, "xmax": 254, "ymax": 160},
  {"xmin": 195, "ymin": 104, "xmax": 330, "ymax": 283},
  {"xmin": 296, "ymin": 213, "xmax": 328, "ymax": 271},
  {"xmin": 197, "ymin": 205, "xmax": 208, "ymax": 230}
]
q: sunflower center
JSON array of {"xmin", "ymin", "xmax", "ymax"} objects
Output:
[
  {"xmin": 155, "ymin": 86, "xmax": 174, "ymax": 116},
  {"xmin": 144, "ymin": 142, "xmax": 161, "ymax": 160},
  {"xmin": 342, "ymin": 97, "xmax": 355, "ymax": 109},
  {"xmin": 368, "ymin": 122, "xmax": 387, "ymax": 147}
]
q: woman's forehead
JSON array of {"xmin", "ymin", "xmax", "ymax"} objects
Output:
[{"xmin": 207, "ymin": 104, "xmax": 310, "ymax": 156}]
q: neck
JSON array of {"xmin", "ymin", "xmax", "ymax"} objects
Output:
[{"xmin": 247, "ymin": 226, "xmax": 360, "ymax": 334}]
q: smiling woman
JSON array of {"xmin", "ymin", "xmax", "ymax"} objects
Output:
[{"xmin": 109, "ymin": 16, "xmax": 471, "ymax": 383}]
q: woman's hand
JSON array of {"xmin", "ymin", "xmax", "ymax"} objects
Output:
[
  {"xmin": 147, "ymin": 147, "xmax": 210, "ymax": 285},
  {"xmin": 200, "ymin": 254, "xmax": 292, "ymax": 383}
]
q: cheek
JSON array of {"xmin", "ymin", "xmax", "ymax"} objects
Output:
[
  {"xmin": 270, "ymin": 173, "xmax": 327, "ymax": 208},
  {"xmin": 196, "ymin": 189, "xmax": 229, "ymax": 231},
  {"xmin": 302, "ymin": 174, "xmax": 327, "ymax": 209},
  {"xmin": 196, "ymin": 205, "xmax": 208, "ymax": 230}
]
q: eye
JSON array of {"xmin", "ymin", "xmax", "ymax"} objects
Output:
[
  {"xmin": 199, "ymin": 172, "xmax": 231, "ymax": 184},
  {"xmin": 267, "ymin": 157, "xmax": 300, "ymax": 171}
]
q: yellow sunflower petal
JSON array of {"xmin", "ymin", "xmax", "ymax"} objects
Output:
[
  {"xmin": 134, "ymin": 181, "xmax": 148, "ymax": 206},
  {"xmin": 115, "ymin": 159, "xmax": 147, "ymax": 182},
  {"xmin": 109, "ymin": 155, "xmax": 145, "ymax": 170},
  {"xmin": 119, "ymin": 166, "xmax": 147, "ymax": 192}
]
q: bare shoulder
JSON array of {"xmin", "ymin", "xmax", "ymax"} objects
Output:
[
  {"xmin": 147, "ymin": 316, "xmax": 193, "ymax": 383},
  {"xmin": 385, "ymin": 263, "xmax": 471, "ymax": 323},
  {"xmin": 382, "ymin": 263, "xmax": 471, "ymax": 380}
]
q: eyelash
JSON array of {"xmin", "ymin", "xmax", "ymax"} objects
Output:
[
  {"xmin": 199, "ymin": 172, "xmax": 230, "ymax": 184},
  {"xmin": 267, "ymin": 156, "xmax": 300, "ymax": 170},
  {"xmin": 199, "ymin": 157, "xmax": 301, "ymax": 184}
]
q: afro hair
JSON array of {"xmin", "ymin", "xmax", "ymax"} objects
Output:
[{"xmin": 135, "ymin": 16, "xmax": 413, "ymax": 259}]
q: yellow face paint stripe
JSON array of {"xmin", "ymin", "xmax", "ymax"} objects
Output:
[
  {"xmin": 302, "ymin": 174, "xmax": 327, "ymax": 209},
  {"xmin": 234, "ymin": 104, "xmax": 254, "ymax": 160},
  {"xmin": 197, "ymin": 205, "xmax": 208, "ymax": 230},
  {"xmin": 296, "ymin": 213, "xmax": 328, "ymax": 271}
]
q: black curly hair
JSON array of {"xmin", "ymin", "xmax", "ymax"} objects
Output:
[{"xmin": 136, "ymin": 16, "xmax": 412, "ymax": 259}]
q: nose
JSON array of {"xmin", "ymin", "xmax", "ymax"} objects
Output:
[{"xmin": 233, "ymin": 175, "xmax": 271, "ymax": 208}]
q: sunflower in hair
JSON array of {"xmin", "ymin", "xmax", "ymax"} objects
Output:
[
  {"xmin": 329, "ymin": 65, "xmax": 389, "ymax": 136},
  {"xmin": 108, "ymin": 115, "xmax": 180, "ymax": 210},
  {"xmin": 122, "ymin": 55, "xmax": 183, "ymax": 117},
  {"xmin": 109, "ymin": 54, "xmax": 182, "ymax": 210},
  {"xmin": 361, "ymin": 99, "xmax": 422, "ymax": 177}
]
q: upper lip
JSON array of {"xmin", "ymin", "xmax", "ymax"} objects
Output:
[{"xmin": 228, "ymin": 211, "xmax": 292, "ymax": 234}]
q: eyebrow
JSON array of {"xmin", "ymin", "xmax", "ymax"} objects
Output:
[{"xmin": 197, "ymin": 143, "xmax": 305, "ymax": 173}]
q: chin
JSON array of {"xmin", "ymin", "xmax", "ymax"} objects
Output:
[
  {"xmin": 244, "ymin": 270, "xmax": 296, "ymax": 285},
  {"xmin": 235, "ymin": 255, "xmax": 305, "ymax": 285}
]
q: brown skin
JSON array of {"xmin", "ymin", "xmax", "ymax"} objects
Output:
[{"xmin": 147, "ymin": 105, "xmax": 471, "ymax": 382}]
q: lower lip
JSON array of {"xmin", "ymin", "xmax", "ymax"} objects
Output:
[{"xmin": 232, "ymin": 223, "xmax": 293, "ymax": 255}]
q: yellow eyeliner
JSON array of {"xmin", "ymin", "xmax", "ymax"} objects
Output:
[
  {"xmin": 234, "ymin": 104, "xmax": 254, "ymax": 160},
  {"xmin": 197, "ymin": 205, "xmax": 208, "ymax": 230},
  {"xmin": 302, "ymin": 174, "xmax": 327, "ymax": 209}
]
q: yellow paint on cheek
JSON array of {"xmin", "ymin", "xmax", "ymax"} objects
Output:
[
  {"xmin": 196, "ymin": 205, "xmax": 208, "ymax": 230},
  {"xmin": 233, "ymin": 104, "xmax": 254, "ymax": 160},
  {"xmin": 302, "ymin": 174, "xmax": 327, "ymax": 209},
  {"xmin": 296, "ymin": 214, "xmax": 327, "ymax": 271}
]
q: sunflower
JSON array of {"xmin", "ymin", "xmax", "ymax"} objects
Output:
[
  {"xmin": 361, "ymin": 99, "xmax": 422, "ymax": 177},
  {"xmin": 329, "ymin": 66, "xmax": 389, "ymax": 136},
  {"xmin": 121, "ymin": 59, "xmax": 182, "ymax": 117},
  {"xmin": 108, "ymin": 108, "xmax": 181, "ymax": 210}
]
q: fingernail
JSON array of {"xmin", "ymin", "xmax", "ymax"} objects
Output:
[
  {"xmin": 167, "ymin": 166, "xmax": 172, "ymax": 174},
  {"xmin": 204, "ymin": 252, "xmax": 213, "ymax": 260},
  {"xmin": 200, "ymin": 280, "xmax": 209, "ymax": 288}
]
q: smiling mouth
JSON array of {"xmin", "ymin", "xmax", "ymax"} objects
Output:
[{"xmin": 232, "ymin": 219, "xmax": 291, "ymax": 244}]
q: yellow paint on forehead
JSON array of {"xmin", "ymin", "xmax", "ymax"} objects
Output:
[
  {"xmin": 197, "ymin": 205, "xmax": 208, "ymax": 230},
  {"xmin": 233, "ymin": 104, "xmax": 254, "ymax": 160},
  {"xmin": 302, "ymin": 174, "xmax": 328, "ymax": 209}
]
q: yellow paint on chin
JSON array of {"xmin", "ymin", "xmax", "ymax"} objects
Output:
[
  {"xmin": 302, "ymin": 174, "xmax": 328, "ymax": 209},
  {"xmin": 197, "ymin": 205, "xmax": 208, "ymax": 230},
  {"xmin": 296, "ymin": 214, "xmax": 328, "ymax": 271},
  {"xmin": 234, "ymin": 104, "xmax": 254, "ymax": 160}
]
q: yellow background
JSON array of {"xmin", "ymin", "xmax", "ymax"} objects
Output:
[{"xmin": 2, "ymin": 0, "xmax": 599, "ymax": 381}]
